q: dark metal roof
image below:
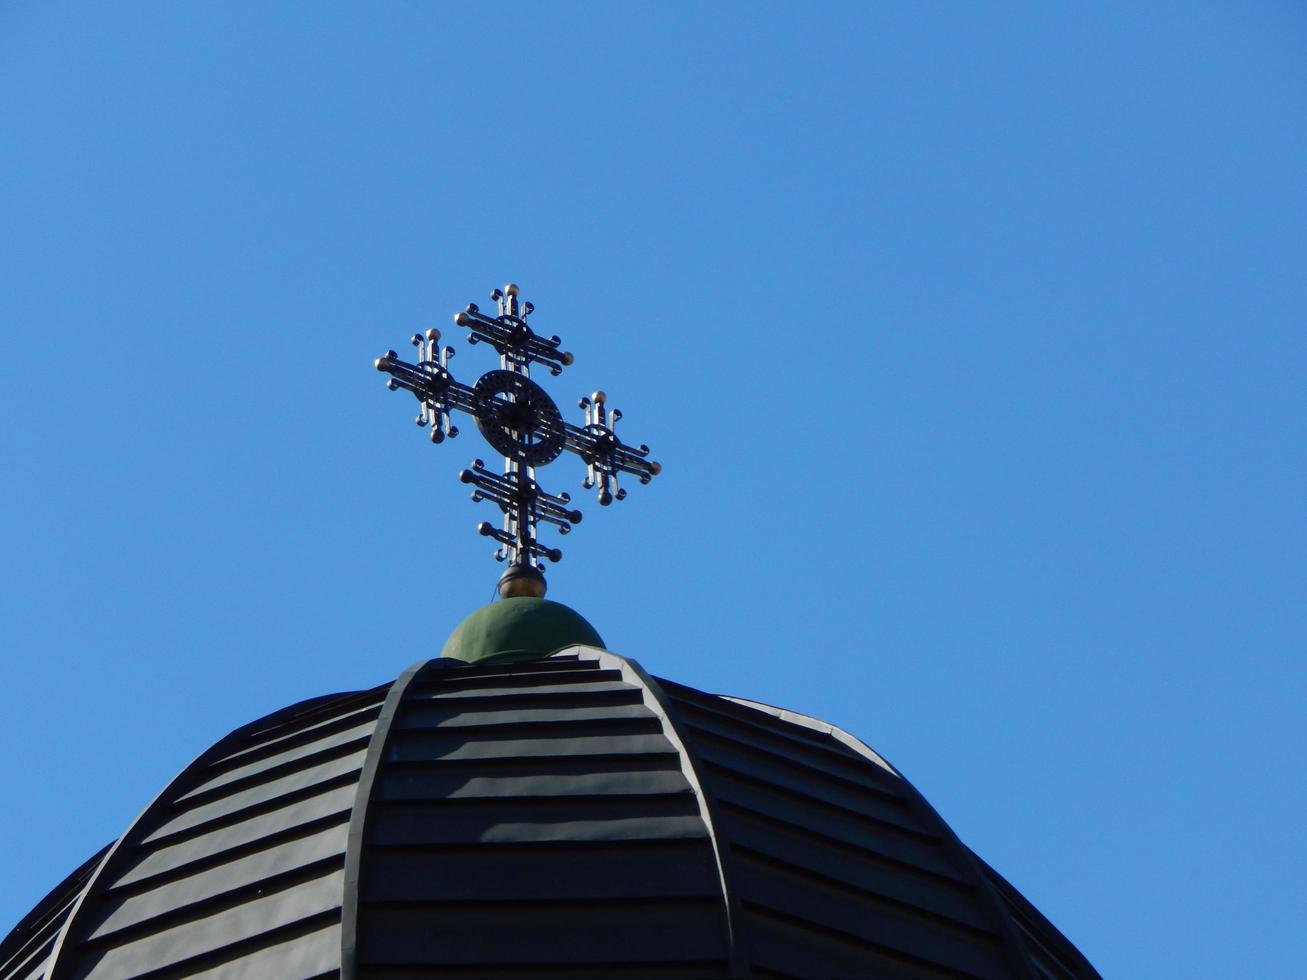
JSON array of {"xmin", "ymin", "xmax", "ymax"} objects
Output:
[{"xmin": 3, "ymin": 649, "xmax": 1099, "ymax": 980}]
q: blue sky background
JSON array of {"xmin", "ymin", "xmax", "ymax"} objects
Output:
[{"xmin": 2, "ymin": 3, "xmax": 1305, "ymax": 976}]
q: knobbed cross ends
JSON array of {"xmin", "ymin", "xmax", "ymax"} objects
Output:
[{"xmin": 375, "ymin": 283, "xmax": 660, "ymax": 599}]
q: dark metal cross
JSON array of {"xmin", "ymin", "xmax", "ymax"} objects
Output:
[{"xmin": 375, "ymin": 283, "xmax": 660, "ymax": 598}]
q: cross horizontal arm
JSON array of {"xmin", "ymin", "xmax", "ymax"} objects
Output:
[
  {"xmin": 460, "ymin": 460, "xmax": 581, "ymax": 529},
  {"xmin": 475, "ymin": 522, "xmax": 563, "ymax": 565},
  {"xmin": 454, "ymin": 306, "xmax": 573, "ymax": 376},
  {"xmin": 459, "ymin": 459, "xmax": 578, "ymax": 568},
  {"xmin": 374, "ymin": 351, "xmax": 477, "ymax": 410},
  {"xmin": 562, "ymin": 421, "xmax": 660, "ymax": 483}
]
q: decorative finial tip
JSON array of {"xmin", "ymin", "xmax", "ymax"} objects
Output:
[
  {"xmin": 504, "ymin": 283, "xmax": 520, "ymax": 298},
  {"xmin": 454, "ymin": 311, "xmax": 471, "ymax": 327},
  {"xmin": 648, "ymin": 461, "xmax": 662, "ymax": 476},
  {"xmin": 591, "ymin": 390, "xmax": 606, "ymax": 405},
  {"xmin": 560, "ymin": 351, "xmax": 574, "ymax": 366},
  {"xmin": 426, "ymin": 328, "xmax": 441, "ymax": 342}
]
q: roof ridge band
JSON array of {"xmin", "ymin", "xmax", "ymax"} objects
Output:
[
  {"xmin": 593, "ymin": 648, "xmax": 751, "ymax": 978},
  {"xmin": 339, "ymin": 658, "xmax": 435, "ymax": 980}
]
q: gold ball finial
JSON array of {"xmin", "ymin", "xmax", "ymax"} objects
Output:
[{"xmin": 497, "ymin": 564, "xmax": 546, "ymax": 599}]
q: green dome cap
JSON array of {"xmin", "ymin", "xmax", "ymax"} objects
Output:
[{"xmin": 440, "ymin": 597, "xmax": 605, "ymax": 665}]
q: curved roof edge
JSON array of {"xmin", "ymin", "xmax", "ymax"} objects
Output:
[
  {"xmin": 0, "ymin": 845, "xmax": 108, "ymax": 980},
  {"xmin": 717, "ymin": 689, "xmax": 1100, "ymax": 980},
  {"xmin": 37, "ymin": 684, "xmax": 390, "ymax": 980}
]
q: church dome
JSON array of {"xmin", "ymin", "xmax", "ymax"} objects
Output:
[
  {"xmin": 1, "ymin": 630, "xmax": 1099, "ymax": 979},
  {"xmin": 2, "ymin": 282, "xmax": 1102, "ymax": 978}
]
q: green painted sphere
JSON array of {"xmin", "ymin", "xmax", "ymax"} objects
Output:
[{"xmin": 440, "ymin": 597, "xmax": 605, "ymax": 665}]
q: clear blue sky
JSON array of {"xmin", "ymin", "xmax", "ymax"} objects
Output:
[{"xmin": 2, "ymin": 3, "xmax": 1304, "ymax": 976}]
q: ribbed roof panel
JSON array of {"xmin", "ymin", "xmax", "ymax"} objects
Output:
[
  {"xmin": 40, "ymin": 687, "xmax": 388, "ymax": 980},
  {"xmin": 659, "ymin": 683, "xmax": 1029, "ymax": 979},
  {"xmin": 346, "ymin": 653, "xmax": 734, "ymax": 978},
  {"xmin": 4, "ymin": 647, "xmax": 1099, "ymax": 980}
]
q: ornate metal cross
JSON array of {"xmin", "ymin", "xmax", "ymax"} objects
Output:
[{"xmin": 375, "ymin": 283, "xmax": 660, "ymax": 598}]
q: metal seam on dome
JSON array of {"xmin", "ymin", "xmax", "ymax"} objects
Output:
[
  {"xmin": 592, "ymin": 648, "xmax": 751, "ymax": 978},
  {"xmin": 718, "ymin": 695, "xmax": 901, "ymax": 777},
  {"xmin": 339, "ymin": 659, "xmax": 429, "ymax": 980}
]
